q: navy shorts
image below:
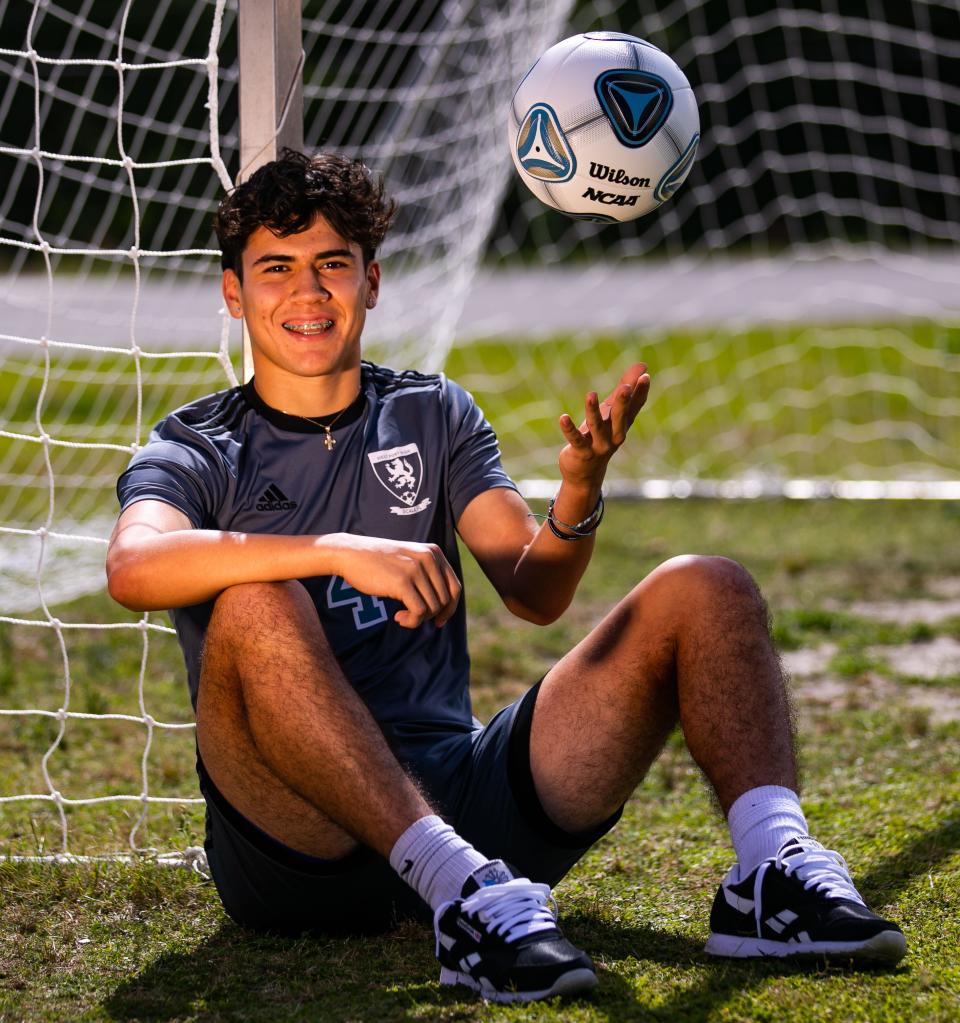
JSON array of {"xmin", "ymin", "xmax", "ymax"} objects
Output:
[{"xmin": 198, "ymin": 680, "xmax": 623, "ymax": 935}]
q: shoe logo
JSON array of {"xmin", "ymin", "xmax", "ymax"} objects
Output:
[
  {"xmin": 722, "ymin": 887, "xmax": 755, "ymax": 914},
  {"xmin": 457, "ymin": 918, "xmax": 483, "ymax": 943},
  {"xmin": 367, "ymin": 443, "xmax": 431, "ymax": 516},
  {"xmin": 595, "ymin": 70, "xmax": 673, "ymax": 148},
  {"xmin": 256, "ymin": 484, "xmax": 298, "ymax": 512},
  {"xmin": 764, "ymin": 908, "xmax": 799, "ymax": 935},
  {"xmin": 478, "ymin": 865, "xmax": 511, "ymax": 887},
  {"xmin": 515, "ymin": 103, "xmax": 576, "ymax": 182}
]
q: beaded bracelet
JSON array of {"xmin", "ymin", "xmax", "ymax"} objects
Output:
[{"xmin": 545, "ymin": 494, "xmax": 605, "ymax": 541}]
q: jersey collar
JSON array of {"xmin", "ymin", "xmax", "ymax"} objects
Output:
[{"xmin": 241, "ymin": 373, "xmax": 369, "ymax": 434}]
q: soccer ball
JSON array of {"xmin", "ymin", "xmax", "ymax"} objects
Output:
[{"xmin": 508, "ymin": 31, "xmax": 700, "ymax": 223}]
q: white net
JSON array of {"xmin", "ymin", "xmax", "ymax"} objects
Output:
[
  {"xmin": 0, "ymin": 0, "xmax": 572, "ymax": 858},
  {"xmin": 464, "ymin": 0, "xmax": 960, "ymax": 492},
  {"xmin": 0, "ymin": 0, "xmax": 958, "ymax": 858}
]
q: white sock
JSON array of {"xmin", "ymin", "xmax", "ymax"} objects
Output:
[
  {"xmin": 389, "ymin": 815, "xmax": 499, "ymax": 910},
  {"xmin": 727, "ymin": 785, "xmax": 809, "ymax": 875}
]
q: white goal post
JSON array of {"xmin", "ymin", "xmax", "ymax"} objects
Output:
[
  {"xmin": 236, "ymin": 0, "xmax": 303, "ymax": 383},
  {"xmin": 0, "ymin": 0, "xmax": 958, "ymax": 861}
]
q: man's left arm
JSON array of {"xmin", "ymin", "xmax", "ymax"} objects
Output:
[{"xmin": 457, "ymin": 363, "xmax": 650, "ymax": 625}]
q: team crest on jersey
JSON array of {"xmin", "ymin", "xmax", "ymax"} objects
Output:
[{"xmin": 367, "ymin": 443, "xmax": 432, "ymax": 516}]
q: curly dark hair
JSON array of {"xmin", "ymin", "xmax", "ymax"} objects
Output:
[{"xmin": 214, "ymin": 149, "xmax": 397, "ymax": 276}]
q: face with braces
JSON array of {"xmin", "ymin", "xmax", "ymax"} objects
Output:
[{"xmin": 222, "ymin": 214, "xmax": 380, "ymax": 407}]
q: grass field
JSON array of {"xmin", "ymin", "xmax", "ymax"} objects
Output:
[
  {"xmin": 3, "ymin": 319, "xmax": 959, "ymax": 527},
  {"xmin": 1, "ymin": 498, "xmax": 959, "ymax": 1021}
]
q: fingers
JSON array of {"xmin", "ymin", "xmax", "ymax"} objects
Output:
[
  {"xmin": 630, "ymin": 372, "xmax": 651, "ymax": 415},
  {"xmin": 606, "ymin": 382, "xmax": 633, "ymax": 444},
  {"xmin": 394, "ymin": 543, "xmax": 461, "ymax": 629},
  {"xmin": 583, "ymin": 391, "xmax": 605, "ymax": 441},
  {"xmin": 559, "ymin": 411, "xmax": 591, "ymax": 448},
  {"xmin": 562, "ymin": 390, "xmax": 618, "ymax": 452},
  {"xmin": 610, "ymin": 372, "xmax": 650, "ymax": 441},
  {"xmin": 615, "ymin": 362, "xmax": 647, "ymax": 393},
  {"xmin": 558, "ymin": 364, "xmax": 651, "ymax": 460},
  {"xmin": 431, "ymin": 548, "xmax": 463, "ymax": 628}
]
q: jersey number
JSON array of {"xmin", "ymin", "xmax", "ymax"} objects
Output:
[{"xmin": 326, "ymin": 577, "xmax": 388, "ymax": 630}]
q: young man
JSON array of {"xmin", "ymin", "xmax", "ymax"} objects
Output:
[{"xmin": 106, "ymin": 150, "xmax": 905, "ymax": 1003}]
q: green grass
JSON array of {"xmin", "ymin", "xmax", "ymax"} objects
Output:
[
  {"xmin": 3, "ymin": 321, "xmax": 960, "ymax": 1018},
  {"xmin": 4, "ymin": 319, "xmax": 960, "ymax": 524},
  {"xmin": 2, "ymin": 499, "xmax": 960, "ymax": 1020},
  {"xmin": 0, "ymin": 350, "xmax": 231, "ymax": 525},
  {"xmin": 444, "ymin": 320, "xmax": 960, "ymax": 479}
]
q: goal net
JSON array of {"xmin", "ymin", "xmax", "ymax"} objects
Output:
[
  {"xmin": 470, "ymin": 0, "xmax": 960, "ymax": 499},
  {"xmin": 0, "ymin": 0, "xmax": 957, "ymax": 860},
  {"xmin": 0, "ymin": 0, "xmax": 574, "ymax": 860}
]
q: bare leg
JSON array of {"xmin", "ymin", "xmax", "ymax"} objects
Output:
[
  {"xmin": 196, "ymin": 580, "xmax": 433, "ymax": 859},
  {"xmin": 529, "ymin": 555, "xmax": 796, "ymax": 832}
]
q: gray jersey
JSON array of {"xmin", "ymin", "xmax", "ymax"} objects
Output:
[{"xmin": 116, "ymin": 362, "xmax": 517, "ymax": 743}]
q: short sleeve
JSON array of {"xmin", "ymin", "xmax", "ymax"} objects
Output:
[
  {"xmin": 444, "ymin": 377, "xmax": 518, "ymax": 523},
  {"xmin": 116, "ymin": 419, "xmax": 228, "ymax": 528}
]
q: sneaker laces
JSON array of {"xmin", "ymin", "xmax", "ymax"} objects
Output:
[
  {"xmin": 765, "ymin": 837, "xmax": 865, "ymax": 904},
  {"xmin": 461, "ymin": 878, "xmax": 558, "ymax": 944}
]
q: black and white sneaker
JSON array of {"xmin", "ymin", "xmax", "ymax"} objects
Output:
[
  {"xmin": 705, "ymin": 836, "xmax": 906, "ymax": 963},
  {"xmin": 434, "ymin": 860, "xmax": 598, "ymax": 1002}
]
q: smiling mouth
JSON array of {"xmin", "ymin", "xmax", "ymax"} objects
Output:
[{"xmin": 282, "ymin": 320, "xmax": 334, "ymax": 335}]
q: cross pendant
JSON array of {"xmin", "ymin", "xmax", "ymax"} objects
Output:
[{"xmin": 323, "ymin": 433, "xmax": 336, "ymax": 451}]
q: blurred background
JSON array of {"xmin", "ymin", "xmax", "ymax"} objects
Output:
[
  {"xmin": 1, "ymin": 0, "xmax": 959, "ymax": 608},
  {"xmin": 0, "ymin": 0, "xmax": 958, "ymax": 858},
  {"xmin": 2, "ymin": 0, "xmax": 958, "ymax": 527}
]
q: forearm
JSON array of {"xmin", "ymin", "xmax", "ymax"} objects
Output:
[
  {"xmin": 506, "ymin": 482, "xmax": 603, "ymax": 624},
  {"xmin": 107, "ymin": 529, "xmax": 344, "ymax": 610},
  {"xmin": 461, "ymin": 365, "xmax": 649, "ymax": 626}
]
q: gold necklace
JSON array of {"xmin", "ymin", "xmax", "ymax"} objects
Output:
[{"xmin": 284, "ymin": 388, "xmax": 361, "ymax": 451}]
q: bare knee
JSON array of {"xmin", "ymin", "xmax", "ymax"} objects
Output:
[
  {"xmin": 212, "ymin": 579, "xmax": 306, "ymax": 619},
  {"xmin": 206, "ymin": 580, "xmax": 316, "ymax": 644},
  {"xmin": 657, "ymin": 553, "xmax": 758, "ymax": 593},
  {"xmin": 638, "ymin": 554, "xmax": 766, "ymax": 623},
  {"xmin": 200, "ymin": 581, "xmax": 322, "ymax": 696},
  {"xmin": 198, "ymin": 581, "xmax": 325, "ymax": 741}
]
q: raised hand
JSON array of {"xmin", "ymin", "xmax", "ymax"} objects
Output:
[{"xmin": 558, "ymin": 363, "xmax": 650, "ymax": 488}]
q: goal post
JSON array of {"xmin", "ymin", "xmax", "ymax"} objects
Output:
[{"xmin": 237, "ymin": 0, "xmax": 304, "ymax": 382}]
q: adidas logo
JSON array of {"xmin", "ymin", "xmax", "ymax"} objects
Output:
[{"xmin": 256, "ymin": 484, "xmax": 298, "ymax": 512}]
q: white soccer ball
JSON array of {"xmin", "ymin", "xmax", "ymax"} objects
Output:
[{"xmin": 508, "ymin": 31, "xmax": 700, "ymax": 223}]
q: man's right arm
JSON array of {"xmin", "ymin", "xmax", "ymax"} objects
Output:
[{"xmin": 105, "ymin": 499, "xmax": 461, "ymax": 628}]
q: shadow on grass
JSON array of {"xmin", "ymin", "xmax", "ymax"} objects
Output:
[
  {"xmin": 100, "ymin": 915, "xmax": 705, "ymax": 1022},
  {"xmin": 101, "ymin": 818, "xmax": 950, "ymax": 1022},
  {"xmin": 570, "ymin": 915, "xmax": 909, "ymax": 1023},
  {"xmin": 102, "ymin": 916, "xmax": 443, "ymax": 1022},
  {"xmin": 99, "ymin": 916, "xmax": 904, "ymax": 1023},
  {"xmin": 856, "ymin": 815, "xmax": 960, "ymax": 905}
]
